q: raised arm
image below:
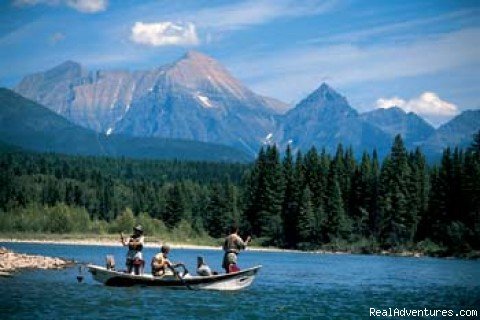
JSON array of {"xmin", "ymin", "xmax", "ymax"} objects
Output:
[
  {"xmin": 120, "ymin": 232, "xmax": 128, "ymax": 246},
  {"xmin": 234, "ymin": 234, "xmax": 249, "ymax": 250}
]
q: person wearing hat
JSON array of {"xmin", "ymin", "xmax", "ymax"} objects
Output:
[
  {"xmin": 196, "ymin": 256, "xmax": 213, "ymax": 276},
  {"xmin": 121, "ymin": 225, "xmax": 145, "ymax": 275}
]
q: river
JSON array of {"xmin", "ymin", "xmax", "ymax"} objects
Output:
[{"xmin": 1, "ymin": 242, "xmax": 479, "ymax": 319}]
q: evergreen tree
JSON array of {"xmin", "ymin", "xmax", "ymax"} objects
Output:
[
  {"xmin": 369, "ymin": 149, "xmax": 380, "ymax": 237},
  {"xmin": 205, "ymin": 183, "xmax": 230, "ymax": 238},
  {"xmin": 304, "ymin": 147, "xmax": 324, "ymax": 209},
  {"xmin": 281, "ymin": 144, "xmax": 300, "ymax": 247},
  {"xmin": 325, "ymin": 168, "xmax": 351, "ymax": 241},
  {"xmin": 468, "ymin": 129, "xmax": 480, "ymax": 155},
  {"xmin": 164, "ymin": 183, "xmax": 185, "ymax": 228},
  {"xmin": 243, "ymin": 147, "xmax": 266, "ymax": 236},
  {"xmin": 350, "ymin": 152, "xmax": 371, "ymax": 237},
  {"xmin": 259, "ymin": 145, "xmax": 285, "ymax": 243},
  {"xmin": 297, "ymin": 186, "xmax": 315, "ymax": 245},
  {"xmin": 378, "ymin": 135, "xmax": 413, "ymax": 247}
]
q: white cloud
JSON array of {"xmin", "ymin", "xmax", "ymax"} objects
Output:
[
  {"xmin": 66, "ymin": 0, "xmax": 107, "ymax": 13},
  {"xmin": 376, "ymin": 92, "xmax": 459, "ymax": 126},
  {"xmin": 130, "ymin": 21, "xmax": 199, "ymax": 47},
  {"xmin": 12, "ymin": 0, "xmax": 107, "ymax": 13},
  {"xmin": 376, "ymin": 97, "xmax": 406, "ymax": 109}
]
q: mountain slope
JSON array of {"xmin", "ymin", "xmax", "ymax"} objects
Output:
[
  {"xmin": 360, "ymin": 107, "xmax": 435, "ymax": 148},
  {"xmin": 0, "ymin": 88, "xmax": 251, "ymax": 162},
  {"xmin": 277, "ymin": 83, "xmax": 392, "ymax": 156},
  {"xmin": 422, "ymin": 109, "xmax": 480, "ymax": 155},
  {"xmin": 15, "ymin": 51, "xmax": 286, "ymax": 154}
]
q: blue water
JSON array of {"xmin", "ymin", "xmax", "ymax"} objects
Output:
[{"xmin": 1, "ymin": 243, "xmax": 479, "ymax": 319}]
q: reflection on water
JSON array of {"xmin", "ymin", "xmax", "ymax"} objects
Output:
[{"xmin": 1, "ymin": 243, "xmax": 479, "ymax": 319}]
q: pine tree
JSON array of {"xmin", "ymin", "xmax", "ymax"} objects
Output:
[
  {"xmin": 164, "ymin": 183, "xmax": 185, "ymax": 228},
  {"xmin": 378, "ymin": 135, "xmax": 412, "ymax": 247},
  {"xmin": 350, "ymin": 152, "xmax": 371, "ymax": 237},
  {"xmin": 206, "ymin": 183, "xmax": 230, "ymax": 238},
  {"xmin": 243, "ymin": 147, "xmax": 265, "ymax": 236},
  {"xmin": 304, "ymin": 147, "xmax": 324, "ymax": 209},
  {"xmin": 468, "ymin": 129, "xmax": 480, "ymax": 155},
  {"xmin": 463, "ymin": 151, "xmax": 480, "ymax": 249},
  {"xmin": 325, "ymin": 168, "xmax": 351, "ymax": 241},
  {"xmin": 369, "ymin": 150, "xmax": 380, "ymax": 237},
  {"xmin": 281, "ymin": 144, "xmax": 300, "ymax": 248},
  {"xmin": 297, "ymin": 187, "xmax": 315, "ymax": 245},
  {"xmin": 259, "ymin": 145, "xmax": 285, "ymax": 243}
]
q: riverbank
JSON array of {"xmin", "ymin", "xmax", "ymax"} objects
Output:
[
  {"xmin": 0, "ymin": 235, "xmax": 296, "ymax": 253},
  {"xmin": 1, "ymin": 234, "xmax": 478, "ymax": 259},
  {"xmin": 0, "ymin": 236, "xmax": 423, "ymax": 257},
  {"xmin": 0, "ymin": 246, "xmax": 74, "ymax": 276}
]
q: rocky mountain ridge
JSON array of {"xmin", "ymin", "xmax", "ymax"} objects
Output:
[{"xmin": 13, "ymin": 51, "xmax": 479, "ymax": 159}]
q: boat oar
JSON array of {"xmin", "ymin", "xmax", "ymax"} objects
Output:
[
  {"xmin": 169, "ymin": 264, "xmax": 195, "ymax": 291},
  {"xmin": 76, "ymin": 264, "xmax": 85, "ymax": 283}
]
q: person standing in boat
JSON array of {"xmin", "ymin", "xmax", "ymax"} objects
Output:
[
  {"xmin": 121, "ymin": 225, "xmax": 144, "ymax": 275},
  {"xmin": 222, "ymin": 226, "xmax": 251, "ymax": 273}
]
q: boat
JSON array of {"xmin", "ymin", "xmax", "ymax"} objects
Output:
[{"xmin": 87, "ymin": 264, "xmax": 262, "ymax": 290}]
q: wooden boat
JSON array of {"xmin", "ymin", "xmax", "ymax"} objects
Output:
[{"xmin": 87, "ymin": 264, "xmax": 262, "ymax": 290}]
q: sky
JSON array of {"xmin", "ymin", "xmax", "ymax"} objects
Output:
[{"xmin": 0, "ymin": 0, "xmax": 479, "ymax": 126}]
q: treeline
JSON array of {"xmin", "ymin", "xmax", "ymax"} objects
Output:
[
  {"xmin": 242, "ymin": 132, "xmax": 480, "ymax": 255},
  {"xmin": 0, "ymin": 153, "xmax": 247, "ymax": 227},
  {"xmin": 0, "ymin": 132, "xmax": 479, "ymax": 256},
  {"xmin": 0, "ymin": 204, "xmax": 206, "ymax": 243}
]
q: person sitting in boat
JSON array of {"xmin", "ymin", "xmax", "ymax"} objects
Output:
[
  {"xmin": 120, "ymin": 225, "xmax": 144, "ymax": 275},
  {"xmin": 151, "ymin": 244, "xmax": 181, "ymax": 277},
  {"xmin": 222, "ymin": 226, "xmax": 251, "ymax": 273},
  {"xmin": 196, "ymin": 256, "xmax": 213, "ymax": 276}
]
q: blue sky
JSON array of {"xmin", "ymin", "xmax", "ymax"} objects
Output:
[{"xmin": 1, "ymin": 0, "xmax": 479, "ymax": 126}]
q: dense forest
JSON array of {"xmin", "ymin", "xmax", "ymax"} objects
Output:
[{"xmin": 0, "ymin": 131, "xmax": 479, "ymax": 256}]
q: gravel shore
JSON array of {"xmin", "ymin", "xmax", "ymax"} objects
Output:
[{"xmin": 0, "ymin": 246, "xmax": 74, "ymax": 275}]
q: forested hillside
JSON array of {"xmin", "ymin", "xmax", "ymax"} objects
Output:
[{"xmin": 1, "ymin": 132, "xmax": 479, "ymax": 256}]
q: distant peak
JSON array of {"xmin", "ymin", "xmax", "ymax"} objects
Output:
[
  {"xmin": 319, "ymin": 82, "xmax": 333, "ymax": 91},
  {"xmin": 45, "ymin": 60, "xmax": 83, "ymax": 76},
  {"xmin": 62, "ymin": 60, "xmax": 81, "ymax": 66},
  {"xmin": 309, "ymin": 82, "xmax": 344, "ymax": 102},
  {"xmin": 182, "ymin": 50, "xmax": 214, "ymax": 62},
  {"xmin": 55, "ymin": 60, "xmax": 82, "ymax": 69},
  {"xmin": 382, "ymin": 106, "xmax": 406, "ymax": 115},
  {"xmin": 290, "ymin": 82, "xmax": 355, "ymax": 115}
]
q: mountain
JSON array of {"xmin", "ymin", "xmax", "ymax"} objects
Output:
[
  {"xmin": 360, "ymin": 106, "xmax": 435, "ymax": 149},
  {"xmin": 14, "ymin": 52, "xmax": 478, "ymax": 159},
  {"xmin": 276, "ymin": 83, "xmax": 392, "ymax": 156},
  {"xmin": 422, "ymin": 109, "xmax": 480, "ymax": 155},
  {"xmin": 15, "ymin": 51, "xmax": 287, "ymax": 155},
  {"xmin": 0, "ymin": 88, "xmax": 251, "ymax": 162}
]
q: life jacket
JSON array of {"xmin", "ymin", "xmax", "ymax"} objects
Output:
[
  {"xmin": 151, "ymin": 253, "xmax": 168, "ymax": 276},
  {"xmin": 152, "ymin": 253, "xmax": 165, "ymax": 265}
]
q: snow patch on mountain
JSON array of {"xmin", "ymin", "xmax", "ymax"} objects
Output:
[
  {"xmin": 196, "ymin": 93, "xmax": 214, "ymax": 108},
  {"xmin": 263, "ymin": 132, "xmax": 274, "ymax": 145}
]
